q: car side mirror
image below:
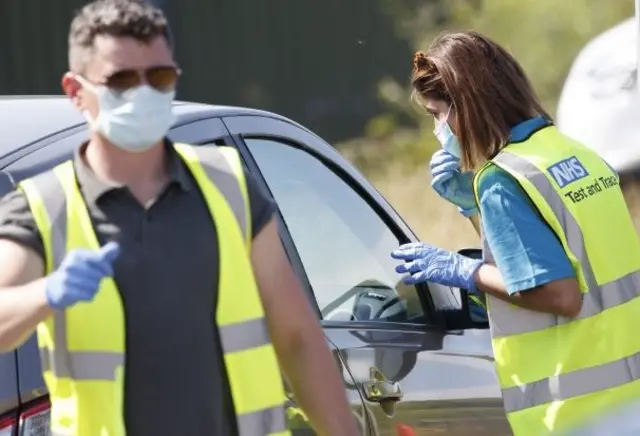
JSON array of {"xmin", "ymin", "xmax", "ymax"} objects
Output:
[{"xmin": 438, "ymin": 248, "xmax": 490, "ymax": 330}]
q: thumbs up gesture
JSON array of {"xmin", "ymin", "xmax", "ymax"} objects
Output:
[{"xmin": 45, "ymin": 242, "xmax": 121, "ymax": 310}]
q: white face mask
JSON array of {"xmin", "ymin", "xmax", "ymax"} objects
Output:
[
  {"xmin": 76, "ymin": 76, "xmax": 176, "ymax": 152},
  {"xmin": 433, "ymin": 107, "xmax": 462, "ymax": 158}
]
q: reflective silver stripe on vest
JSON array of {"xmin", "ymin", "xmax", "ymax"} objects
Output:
[
  {"xmin": 28, "ymin": 169, "xmax": 124, "ymax": 381},
  {"xmin": 487, "ymin": 151, "xmax": 640, "ymax": 338},
  {"xmin": 29, "ymin": 169, "xmax": 124, "ymax": 381},
  {"xmin": 187, "ymin": 146, "xmax": 248, "ymax": 242},
  {"xmin": 220, "ymin": 318, "xmax": 270, "ymax": 353},
  {"xmin": 502, "ymin": 348, "xmax": 640, "ymax": 413},
  {"xmin": 39, "ymin": 349, "xmax": 123, "ymax": 380},
  {"xmin": 237, "ymin": 404, "xmax": 287, "ymax": 436},
  {"xmin": 184, "ymin": 147, "xmax": 288, "ymax": 435}
]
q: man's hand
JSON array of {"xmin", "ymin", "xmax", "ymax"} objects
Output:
[
  {"xmin": 0, "ymin": 240, "xmax": 121, "ymax": 351},
  {"xmin": 45, "ymin": 242, "xmax": 120, "ymax": 310},
  {"xmin": 251, "ymin": 218, "xmax": 359, "ymax": 436}
]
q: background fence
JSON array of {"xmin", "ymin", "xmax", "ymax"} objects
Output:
[{"xmin": 0, "ymin": 0, "xmax": 411, "ymax": 142}]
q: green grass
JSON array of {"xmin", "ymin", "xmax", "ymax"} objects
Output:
[{"xmin": 367, "ymin": 168, "xmax": 640, "ymax": 250}]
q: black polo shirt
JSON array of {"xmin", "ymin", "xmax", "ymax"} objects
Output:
[{"xmin": 0, "ymin": 141, "xmax": 276, "ymax": 436}]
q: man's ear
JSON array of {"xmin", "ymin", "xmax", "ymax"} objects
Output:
[{"xmin": 61, "ymin": 72, "xmax": 83, "ymax": 110}]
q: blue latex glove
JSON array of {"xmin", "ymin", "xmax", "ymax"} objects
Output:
[
  {"xmin": 430, "ymin": 149, "xmax": 478, "ymax": 217},
  {"xmin": 45, "ymin": 242, "xmax": 121, "ymax": 310},
  {"xmin": 391, "ymin": 242, "xmax": 483, "ymax": 290}
]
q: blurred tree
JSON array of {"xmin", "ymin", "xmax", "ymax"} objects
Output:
[{"xmin": 340, "ymin": 0, "xmax": 634, "ymax": 177}]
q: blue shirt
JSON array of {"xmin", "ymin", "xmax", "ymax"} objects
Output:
[{"xmin": 478, "ymin": 117, "xmax": 576, "ymax": 295}]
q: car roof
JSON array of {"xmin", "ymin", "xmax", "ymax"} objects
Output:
[{"xmin": 0, "ymin": 95, "xmax": 302, "ymax": 155}]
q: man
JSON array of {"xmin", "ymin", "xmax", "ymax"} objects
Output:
[{"xmin": 0, "ymin": 0, "xmax": 357, "ymax": 435}]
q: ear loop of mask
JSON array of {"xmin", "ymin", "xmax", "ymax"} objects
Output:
[
  {"xmin": 72, "ymin": 75, "xmax": 102, "ymax": 129},
  {"xmin": 73, "ymin": 74, "xmax": 99, "ymax": 94},
  {"xmin": 434, "ymin": 106, "xmax": 453, "ymax": 133}
]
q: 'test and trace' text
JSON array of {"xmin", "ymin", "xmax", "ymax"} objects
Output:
[{"xmin": 564, "ymin": 175, "xmax": 619, "ymax": 204}]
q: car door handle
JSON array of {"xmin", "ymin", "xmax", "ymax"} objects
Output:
[
  {"xmin": 363, "ymin": 368, "xmax": 403, "ymax": 403},
  {"xmin": 364, "ymin": 380, "xmax": 403, "ymax": 402}
]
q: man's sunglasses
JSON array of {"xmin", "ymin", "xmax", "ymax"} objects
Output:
[{"xmin": 99, "ymin": 66, "xmax": 181, "ymax": 92}]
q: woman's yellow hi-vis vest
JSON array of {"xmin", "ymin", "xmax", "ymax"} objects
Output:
[
  {"xmin": 18, "ymin": 143, "xmax": 291, "ymax": 436},
  {"xmin": 472, "ymin": 126, "xmax": 640, "ymax": 436}
]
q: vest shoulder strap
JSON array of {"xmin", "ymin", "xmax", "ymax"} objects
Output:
[
  {"xmin": 472, "ymin": 161, "xmax": 495, "ymax": 207},
  {"xmin": 20, "ymin": 143, "xmax": 254, "ymax": 270},
  {"xmin": 173, "ymin": 143, "xmax": 252, "ymax": 244},
  {"xmin": 18, "ymin": 161, "xmax": 73, "ymax": 274}
]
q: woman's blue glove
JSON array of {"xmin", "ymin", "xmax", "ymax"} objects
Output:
[
  {"xmin": 45, "ymin": 242, "xmax": 121, "ymax": 310},
  {"xmin": 430, "ymin": 150, "xmax": 478, "ymax": 217},
  {"xmin": 390, "ymin": 242, "xmax": 483, "ymax": 290}
]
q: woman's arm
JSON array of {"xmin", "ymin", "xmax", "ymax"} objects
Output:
[
  {"xmin": 473, "ymin": 263, "xmax": 582, "ymax": 317},
  {"xmin": 475, "ymin": 166, "xmax": 582, "ymax": 317}
]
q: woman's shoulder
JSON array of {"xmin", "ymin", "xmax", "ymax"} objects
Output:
[{"xmin": 476, "ymin": 163, "xmax": 525, "ymax": 202}]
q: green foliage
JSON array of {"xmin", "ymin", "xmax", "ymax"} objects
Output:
[{"xmin": 339, "ymin": 0, "xmax": 634, "ymax": 177}]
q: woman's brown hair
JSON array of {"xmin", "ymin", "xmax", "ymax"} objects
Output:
[{"xmin": 412, "ymin": 31, "xmax": 551, "ymax": 170}]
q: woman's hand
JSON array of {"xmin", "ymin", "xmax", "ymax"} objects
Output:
[
  {"xmin": 391, "ymin": 242, "xmax": 482, "ymax": 290},
  {"xmin": 430, "ymin": 150, "xmax": 478, "ymax": 217}
]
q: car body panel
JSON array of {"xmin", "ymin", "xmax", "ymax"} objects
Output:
[
  {"xmin": 0, "ymin": 351, "xmax": 19, "ymax": 419},
  {"xmin": 15, "ymin": 336, "xmax": 46, "ymax": 405},
  {"xmin": 324, "ymin": 327, "xmax": 509, "ymax": 436},
  {"xmin": 0, "ymin": 96, "xmax": 506, "ymax": 435},
  {"xmin": 0, "ymin": 171, "xmax": 19, "ymax": 420}
]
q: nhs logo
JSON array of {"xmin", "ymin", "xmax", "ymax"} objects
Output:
[{"xmin": 547, "ymin": 157, "xmax": 589, "ymax": 188}]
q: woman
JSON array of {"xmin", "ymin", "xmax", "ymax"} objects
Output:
[{"xmin": 391, "ymin": 31, "xmax": 640, "ymax": 436}]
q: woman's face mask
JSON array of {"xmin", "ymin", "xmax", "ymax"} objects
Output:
[{"xmin": 433, "ymin": 107, "xmax": 461, "ymax": 158}]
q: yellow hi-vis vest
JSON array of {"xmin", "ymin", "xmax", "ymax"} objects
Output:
[
  {"xmin": 472, "ymin": 126, "xmax": 640, "ymax": 436},
  {"xmin": 19, "ymin": 143, "xmax": 291, "ymax": 436}
]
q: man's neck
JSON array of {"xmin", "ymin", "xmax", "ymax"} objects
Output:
[
  {"xmin": 84, "ymin": 136, "xmax": 167, "ymax": 183},
  {"xmin": 83, "ymin": 136, "xmax": 170, "ymax": 205}
]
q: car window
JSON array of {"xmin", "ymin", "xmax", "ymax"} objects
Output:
[{"xmin": 245, "ymin": 137, "xmax": 426, "ymax": 324}]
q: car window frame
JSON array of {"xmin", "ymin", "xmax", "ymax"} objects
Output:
[{"xmin": 223, "ymin": 114, "xmax": 441, "ymax": 328}]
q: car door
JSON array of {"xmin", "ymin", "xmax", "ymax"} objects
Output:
[{"xmin": 224, "ymin": 115, "xmax": 511, "ymax": 436}]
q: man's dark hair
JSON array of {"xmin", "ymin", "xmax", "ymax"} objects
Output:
[{"xmin": 68, "ymin": 0, "xmax": 171, "ymax": 72}]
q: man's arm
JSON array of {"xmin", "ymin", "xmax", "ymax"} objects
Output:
[
  {"xmin": 0, "ymin": 240, "xmax": 50, "ymax": 350},
  {"xmin": 0, "ymin": 189, "xmax": 52, "ymax": 351},
  {"xmin": 251, "ymin": 218, "xmax": 358, "ymax": 436},
  {"xmin": 473, "ymin": 263, "xmax": 582, "ymax": 317}
]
